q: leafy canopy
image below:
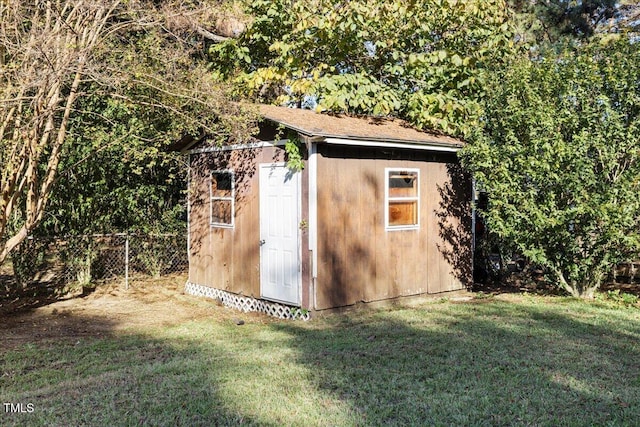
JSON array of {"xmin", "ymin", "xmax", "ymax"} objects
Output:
[
  {"xmin": 460, "ymin": 37, "xmax": 640, "ymax": 298},
  {"xmin": 0, "ymin": 0, "xmax": 256, "ymax": 254},
  {"xmin": 211, "ymin": 0, "xmax": 514, "ymax": 136},
  {"xmin": 509, "ymin": 0, "xmax": 640, "ymax": 44},
  {"xmin": 42, "ymin": 88, "xmax": 188, "ymax": 236}
]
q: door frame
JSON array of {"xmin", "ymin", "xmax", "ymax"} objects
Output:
[{"xmin": 258, "ymin": 162, "xmax": 302, "ymax": 306}]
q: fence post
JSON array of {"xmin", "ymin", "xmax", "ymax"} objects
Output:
[{"xmin": 125, "ymin": 234, "xmax": 129, "ymax": 289}]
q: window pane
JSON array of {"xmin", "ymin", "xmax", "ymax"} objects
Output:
[
  {"xmin": 212, "ymin": 200, "xmax": 232, "ymax": 224},
  {"xmin": 389, "ymin": 172, "xmax": 417, "ymax": 198},
  {"xmin": 388, "ymin": 201, "xmax": 418, "ymax": 226},
  {"xmin": 212, "ymin": 172, "xmax": 232, "ymax": 197}
]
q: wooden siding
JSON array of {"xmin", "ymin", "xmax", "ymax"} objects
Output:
[
  {"xmin": 189, "ymin": 145, "xmax": 307, "ymax": 302},
  {"xmin": 188, "ymin": 140, "xmax": 471, "ymax": 312},
  {"xmin": 315, "ymin": 144, "xmax": 472, "ymax": 310}
]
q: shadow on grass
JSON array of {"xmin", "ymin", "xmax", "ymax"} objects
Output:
[
  {"xmin": 272, "ymin": 301, "xmax": 640, "ymax": 425},
  {"xmin": 0, "ymin": 312, "xmax": 263, "ymax": 426},
  {"xmin": 1, "ymin": 299, "xmax": 639, "ymax": 426}
]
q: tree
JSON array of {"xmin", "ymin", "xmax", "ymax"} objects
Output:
[
  {"xmin": 41, "ymin": 91, "xmax": 188, "ymax": 236},
  {"xmin": 211, "ymin": 0, "xmax": 515, "ymax": 136},
  {"xmin": 0, "ymin": 0, "xmax": 254, "ymax": 262},
  {"xmin": 460, "ymin": 37, "xmax": 640, "ymax": 298},
  {"xmin": 509, "ymin": 0, "xmax": 639, "ymax": 44}
]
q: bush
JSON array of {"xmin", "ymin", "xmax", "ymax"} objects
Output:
[{"xmin": 461, "ymin": 37, "xmax": 640, "ymax": 298}]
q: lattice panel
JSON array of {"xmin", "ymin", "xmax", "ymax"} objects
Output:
[{"xmin": 185, "ymin": 282, "xmax": 311, "ymax": 321}]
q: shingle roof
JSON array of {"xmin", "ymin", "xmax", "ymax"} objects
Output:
[{"xmin": 258, "ymin": 104, "xmax": 464, "ymax": 149}]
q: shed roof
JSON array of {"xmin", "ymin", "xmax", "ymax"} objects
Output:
[{"xmin": 258, "ymin": 104, "xmax": 464, "ymax": 149}]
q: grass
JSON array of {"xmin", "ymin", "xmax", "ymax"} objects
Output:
[{"xmin": 1, "ymin": 293, "xmax": 640, "ymax": 426}]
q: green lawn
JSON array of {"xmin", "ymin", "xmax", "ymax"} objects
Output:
[{"xmin": 2, "ymin": 293, "xmax": 639, "ymax": 426}]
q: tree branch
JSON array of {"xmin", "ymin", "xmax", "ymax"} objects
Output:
[{"xmin": 194, "ymin": 25, "xmax": 229, "ymax": 43}]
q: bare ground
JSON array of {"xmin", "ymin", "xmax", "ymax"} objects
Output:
[
  {"xmin": 1, "ymin": 274, "xmax": 268, "ymax": 350},
  {"xmin": 2, "ymin": 273, "xmax": 638, "ymax": 351}
]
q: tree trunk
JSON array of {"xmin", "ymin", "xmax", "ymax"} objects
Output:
[
  {"xmin": 551, "ymin": 266, "xmax": 600, "ymax": 299},
  {"xmin": 0, "ymin": 1, "xmax": 119, "ymax": 264}
]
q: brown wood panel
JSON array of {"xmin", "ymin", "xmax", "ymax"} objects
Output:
[
  {"xmin": 317, "ymin": 147, "xmax": 387, "ymax": 308},
  {"xmin": 229, "ymin": 147, "xmax": 260, "ymax": 297},
  {"xmin": 425, "ymin": 163, "xmax": 445, "ymax": 293},
  {"xmin": 425, "ymin": 161, "xmax": 473, "ymax": 293},
  {"xmin": 316, "ymin": 148, "xmax": 351, "ymax": 309},
  {"xmin": 359, "ymin": 155, "xmax": 382, "ymax": 301},
  {"xmin": 376, "ymin": 158, "xmax": 426, "ymax": 300},
  {"xmin": 316, "ymin": 145, "xmax": 471, "ymax": 310},
  {"xmin": 348, "ymin": 149, "xmax": 370, "ymax": 304},
  {"xmin": 371, "ymin": 154, "xmax": 390, "ymax": 301},
  {"xmin": 188, "ymin": 153, "xmax": 212, "ymax": 286},
  {"xmin": 188, "ymin": 145, "xmax": 291, "ymax": 299},
  {"xmin": 189, "ymin": 141, "xmax": 470, "ymax": 311}
]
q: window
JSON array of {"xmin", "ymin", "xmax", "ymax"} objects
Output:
[
  {"xmin": 210, "ymin": 170, "xmax": 234, "ymax": 227},
  {"xmin": 385, "ymin": 169, "xmax": 419, "ymax": 230}
]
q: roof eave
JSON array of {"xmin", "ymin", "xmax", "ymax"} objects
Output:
[
  {"xmin": 322, "ymin": 136, "xmax": 462, "ymax": 152},
  {"xmin": 261, "ymin": 115, "xmax": 464, "ymax": 151}
]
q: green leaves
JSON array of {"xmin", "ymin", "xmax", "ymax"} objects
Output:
[
  {"xmin": 508, "ymin": 0, "xmax": 637, "ymax": 43},
  {"xmin": 210, "ymin": 0, "xmax": 514, "ymax": 136},
  {"xmin": 285, "ymin": 138, "xmax": 305, "ymax": 172},
  {"xmin": 315, "ymin": 72, "xmax": 401, "ymax": 116},
  {"xmin": 43, "ymin": 91, "xmax": 187, "ymax": 236},
  {"xmin": 461, "ymin": 37, "xmax": 640, "ymax": 297}
]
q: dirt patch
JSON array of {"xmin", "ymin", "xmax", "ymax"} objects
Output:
[
  {"xmin": 3, "ymin": 273, "xmax": 637, "ymax": 351},
  {"xmin": 1, "ymin": 274, "xmax": 265, "ymax": 350}
]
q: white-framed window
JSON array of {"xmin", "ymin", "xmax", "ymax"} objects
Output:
[
  {"xmin": 385, "ymin": 168, "xmax": 420, "ymax": 230},
  {"xmin": 210, "ymin": 170, "xmax": 235, "ymax": 228}
]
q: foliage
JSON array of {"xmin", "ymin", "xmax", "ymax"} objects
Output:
[
  {"xmin": 596, "ymin": 289, "xmax": 639, "ymax": 307},
  {"xmin": 508, "ymin": 0, "xmax": 639, "ymax": 44},
  {"xmin": 0, "ymin": 0, "xmax": 113, "ymax": 262},
  {"xmin": 284, "ymin": 137, "xmax": 305, "ymax": 172},
  {"xmin": 63, "ymin": 237, "xmax": 97, "ymax": 286},
  {"xmin": 132, "ymin": 235, "xmax": 185, "ymax": 278},
  {"xmin": 461, "ymin": 37, "xmax": 640, "ymax": 298},
  {"xmin": 211, "ymin": 0, "xmax": 515, "ymax": 136},
  {"xmin": 0, "ymin": 0, "xmax": 256, "ymax": 262},
  {"xmin": 41, "ymin": 90, "xmax": 188, "ymax": 236},
  {"xmin": 510, "ymin": 0, "xmax": 614, "ymax": 42},
  {"xmin": 9, "ymin": 238, "xmax": 49, "ymax": 287}
]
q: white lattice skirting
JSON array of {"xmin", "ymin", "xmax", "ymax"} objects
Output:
[{"xmin": 185, "ymin": 282, "xmax": 311, "ymax": 321}]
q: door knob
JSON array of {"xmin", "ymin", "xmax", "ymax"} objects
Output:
[{"xmin": 259, "ymin": 239, "xmax": 266, "ymax": 246}]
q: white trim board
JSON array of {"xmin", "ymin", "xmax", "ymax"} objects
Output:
[
  {"xmin": 308, "ymin": 142, "xmax": 318, "ymax": 280},
  {"xmin": 190, "ymin": 137, "xmax": 461, "ymax": 154},
  {"xmin": 324, "ymin": 137, "xmax": 461, "ymax": 152},
  {"xmin": 190, "ymin": 140, "xmax": 288, "ymax": 154}
]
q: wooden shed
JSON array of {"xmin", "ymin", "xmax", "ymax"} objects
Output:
[{"xmin": 184, "ymin": 105, "xmax": 472, "ymax": 318}]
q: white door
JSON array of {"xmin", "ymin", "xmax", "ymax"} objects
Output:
[{"xmin": 259, "ymin": 163, "xmax": 301, "ymax": 305}]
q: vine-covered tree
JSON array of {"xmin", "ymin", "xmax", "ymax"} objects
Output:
[
  {"xmin": 211, "ymin": 0, "xmax": 515, "ymax": 136},
  {"xmin": 460, "ymin": 37, "xmax": 640, "ymax": 298},
  {"xmin": 0, "ymin": 0, "xmax": 255, "ymax": 262}
]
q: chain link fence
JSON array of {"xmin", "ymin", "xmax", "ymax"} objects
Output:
[{"xmin": 1, "ymin": 233, "xmax": 188, "ymax": 298}]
